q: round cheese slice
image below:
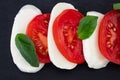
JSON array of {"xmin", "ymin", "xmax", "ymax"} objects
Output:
[
  {"xmin": 48, "ymin": 2, "xmax": 77, "ymax": 69},
  {"xmin": 83, "ymin": 11, "xmax": 109, "ymax": 69},
  {"xmin": 10, "ymin": 5, "xmax": 44, "ymax": 73}
]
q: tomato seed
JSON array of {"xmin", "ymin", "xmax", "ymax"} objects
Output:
[
  {"xmin": 39, "ymin": 46, "xmax": 43, "ymax": 50},
  {"xmin": 113, "ymin": 27, "xmax": 116, "ymax": 32},
  {"xmin": 108, "ymin": 23, "xmax": 113, "ymax": 28},
  {"xmin": 71, "ymin": 45, "xmax": 74, "ymax": 49},
  {"xmin": 64, "ymin": 26, "xmax": 68, "ymax": 29},
  {"xmin": 107, "ymin": 34, "xmax": 111, "ymax": 37},
  {"xmin": 107, "ymin": 44, "xmax": 112, "ymax": 48},
  {"xmin": 107, "ymin": 41, "xmax": 111, "ymax": 44},
  {"xmin": 64, "ymin": 33, "xmax": 68, "ymax": 36},
  {"xmin": 44, "ymin": 20, "xmax": 48, "ymax": 24}
]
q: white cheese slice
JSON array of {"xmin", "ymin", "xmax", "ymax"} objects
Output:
[
  {"xmin": 83, "ymin": 11, "xmax": 109, "ymax": 69},
  {"xmin": 10, "ymin": 5, "xmax": 44, "ymax": 73},
  {"xmin": 48, "ymin": 2, "xmax": 77, "ymax": 69}
]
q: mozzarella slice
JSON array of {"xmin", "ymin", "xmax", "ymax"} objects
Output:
[
  {"xmin": 48, "ymin": 2, "xmax": 77, "ymax": 69},
  {"xmin": 10, "ymin": 5, "xmax": 44, "ymax": 73},
  {"xmin": 83, "ymin": 11, "xmax": 109, "ymax": 69}
]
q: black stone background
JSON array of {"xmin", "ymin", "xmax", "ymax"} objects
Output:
[{"xmin": 0, "ymin": 0, "xmax": 120, "ymax": 80}]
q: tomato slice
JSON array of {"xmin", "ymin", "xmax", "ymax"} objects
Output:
[
  {"xmin": 26, "ymin": 14, "xmax": 50, "ymax": 63},
  {"xmin": 99, "ymin": 10, "xmax": 120, "ymax": 64},
  {"xmin": 53, "ymin": 9, "xmax": 85, "ymax": 64}
]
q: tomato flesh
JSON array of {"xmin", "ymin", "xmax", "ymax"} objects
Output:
[
  {"xmin": 26, "ymin": 14, "xmax": 50, "ymax": 63},
  {"xmin": 99, "ymin": 10, "xmax": 120, "ymax": 64},
  {"xmin": 53, "ymin": 9, "xmax": 85, "ymax": 64}
]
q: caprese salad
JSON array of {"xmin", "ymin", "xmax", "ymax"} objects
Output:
[{"xmin": 10, "ymin": 2, "xmax": 120, "ymax": 73}]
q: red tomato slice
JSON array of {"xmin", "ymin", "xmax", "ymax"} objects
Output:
[
  {"xmin": 26, "ymin": 14, "xmax": 50, "ymax": 63},
  {"xmin": 99, "ymin": 10, "xmax": 120, "ymax": 64},
  {"xmin": 53, "ymin": 9, "xmax": 85, "ymax": 64}
]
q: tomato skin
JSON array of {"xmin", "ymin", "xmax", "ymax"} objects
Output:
[
  {"xmin": 99, "ymin": 10, "xmax": 120, "ymax": 64},
  {"xmin": 26, "ymin": 14, "xmax": 50, "ymax": 63},
  {"xmin": 53, "ymin": 9, "xmax": 85, "ymax": 64}
]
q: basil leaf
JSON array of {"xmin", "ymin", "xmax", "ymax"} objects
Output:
[
  {"xmin": 15, "ymin": 33, "xmax": 39, "ymax": 67},
  {"xmin": 77, "ymin": 16, "xmax": 98, "ymax": 40},
  {"xmin": 113, "ymin": 3, "xmax": 120, "ymax": 10}
]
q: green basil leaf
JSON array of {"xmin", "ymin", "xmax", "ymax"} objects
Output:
[
  {"xmin": 113, "ymin": 3, "xmax": 120, "ymax": 10},
  {"xmin": 77, "ymin": 16, "xmax": 98, "ymax": 40},
  {"xmin": 15, "ymin": 33, "xmax": 39, "ymax": 67}
]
